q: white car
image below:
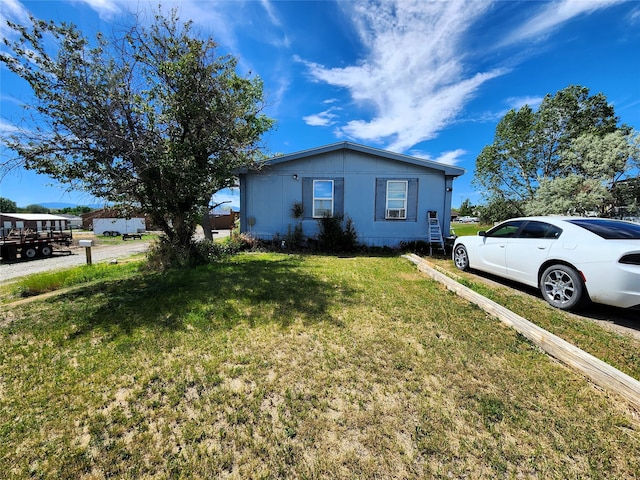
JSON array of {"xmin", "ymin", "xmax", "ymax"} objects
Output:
[{"xmin": 452, "ymin": 217, "xmax": 640, "ymax": 310}]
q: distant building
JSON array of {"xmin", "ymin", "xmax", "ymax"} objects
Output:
[
  {"xmin": 58, "ymin": 214, "xmax": 83, "ymax": 229},
  {"xmin": 0, "ymin": 213, "xmax": 70, "ymax": 235},
  {"xmin": 208, "ymin": 210, "xmax": 239, "ymax": 230}
]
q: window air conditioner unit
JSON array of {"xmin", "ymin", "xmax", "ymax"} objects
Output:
[{"xmin": 386, "ymin": 208, "xmax": 406, "ymax": 219}]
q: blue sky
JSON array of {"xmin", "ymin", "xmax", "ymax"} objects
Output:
[{"xmin": 1, "ymin": 0, "xmax": 639, "ymax": 210}]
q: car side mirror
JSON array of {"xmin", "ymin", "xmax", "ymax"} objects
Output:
[{"xmin": 478, "ymin": 231, "xmax": 486, "ymax": 237}]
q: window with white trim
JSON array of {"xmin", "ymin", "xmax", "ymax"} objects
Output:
[
  {"xmin": 313, "ymin": 180, "xmax": 334, "ymax": 218},
  {"xmin": 385, "ymin": 180, "xmax": 408, "ymax": 219}
]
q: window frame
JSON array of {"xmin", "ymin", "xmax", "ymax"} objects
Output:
[
  {"xmin": 569, "ymin": 218, "xmax": 640, "ymax": 239},
  {"xmin": 312, "ymin": 179, "xmax": 334, "ymax": 218},
  {"xmin": 385, "ymin": 180, "xmax": 408, "ymax": 220},
  {"xmin": 516, "ymin": 221, "xmax": 563, "ymax": 239},
  {"xmin": 485, "ymin": 220, "xmax": 525, "ymax": 238}
]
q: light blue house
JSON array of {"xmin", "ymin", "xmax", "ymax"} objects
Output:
[{"xmin": 237, "ymin": 142, "xmax": 465, "ymax": 247}]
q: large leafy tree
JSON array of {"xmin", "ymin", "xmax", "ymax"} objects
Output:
[
  {"xmin": 526, "ymin": 130, "xmax": 640, "ymax": 216},
  {"xmin": 1, "ymin": 8, "xmax": 273, "ymax": 260},
  {"xmin": 473, "ymin": 85, "xmax": 637, "ymax": 220},
  {"xmin": 0, "ymin": 197, "xmax": 17, "ymax": 212}
]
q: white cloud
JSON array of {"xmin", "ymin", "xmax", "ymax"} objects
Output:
[
  {"xmin": 303, "ymin": 108, "xmax": 339, "ymax": 127},
  {"xmin": 300, "ymin": 0, "xmax": 626, "ymax": 153},
  {"xmin": 302, "ymin": 0, "xmax": 505, "ymax": 152},
  {"xmin": 433, "ymin": 149, "xmax": 467, "ymax": 167},
  {"xmin": 503, "ymin": 0, "xmax": 626, "ymax": 45},
  {"xmin": 409, "ymin": 148, "xmax": 467, "ymax": 167}
]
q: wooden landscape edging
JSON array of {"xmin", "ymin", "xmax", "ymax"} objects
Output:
[{"xmin": 404, "ymin": 253, "xmax": 640, "ymax": 410}]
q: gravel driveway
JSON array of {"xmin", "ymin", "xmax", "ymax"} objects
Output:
[
  {"xmin": 1, "ymin": 241, "xmax": 151, "ymax": 283},
  {"xmin": 1, "ymin": 229, "xmax": 231, "ymax": 283}
]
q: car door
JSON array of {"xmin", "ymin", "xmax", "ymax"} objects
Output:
[
  {"xmin": 505, "ymin": 221, "xmax": 562, "ymax": 285},
  {"xmin": 476, "ymin": 220, "xmax": 524, "ymax": 276}
]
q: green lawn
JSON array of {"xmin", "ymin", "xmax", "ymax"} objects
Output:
[
  {"xmin": 1, "ymin": 253, "xmax": 638, "ymax": 478},
  {"xmin": 449, "ymin": 222, "xmax": 491, "ymax": 237}
]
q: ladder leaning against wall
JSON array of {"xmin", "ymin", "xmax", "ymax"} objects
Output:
[{"xmin": 427, "ymin": 210, "xmax": 445, "ymax": 256}]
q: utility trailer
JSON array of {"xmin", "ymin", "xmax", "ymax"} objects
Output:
[
  {"xmin": 93, "ymin": 218, "xmax": 146, "ymax": 237},
  {"xmin": 0, "ymin": 228, "xmax": 73, "ymax": 261}
]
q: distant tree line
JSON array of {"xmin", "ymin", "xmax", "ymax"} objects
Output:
[{"xmin": 0, "ymin": 197, "xmax": 94, "ymax": 215}]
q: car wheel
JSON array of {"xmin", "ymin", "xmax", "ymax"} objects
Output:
[
  {"xmin": 453, "ymin": 244, "xmax": 469, "ymax": 271},
  {"xmin": 22, "ymin": 247, "xmax": 38, "ymax": 259},
  {"xmin": 39, "ymin": 245, "xmax": 53, "ymax": 257},
  {"xmin": 540, "ymin": 264, "xmax": 585, "ymax": 310}
]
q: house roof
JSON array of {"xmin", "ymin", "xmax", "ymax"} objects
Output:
[
  {"xmin": 252, "ymin": 142, "xmax": 466, "ymax": 177},
  {"xmin": 0, "ymin": 213, "xmax": 70, "ymax": 221}
]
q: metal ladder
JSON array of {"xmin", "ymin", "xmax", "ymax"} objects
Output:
[{"xmin": 427, "ymin": 211, "xmax": 445, "ymax": 256}]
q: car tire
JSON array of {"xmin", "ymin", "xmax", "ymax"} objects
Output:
[
  {"xmin": 540, "ymin": 264, "xmax": 586, "ymax": 310},
  {"xmin": 453, "ymin": 244, "xmax": 469, "ymax": 271},
  {"xmin": 39, "ymin": 245, "xmax": 53, "ymax": 257},
  {"xmin": 22, "ymin": 247, "xmax": 38, "ymax": 260}
]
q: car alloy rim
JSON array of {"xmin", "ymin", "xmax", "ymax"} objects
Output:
[
  {"xmin": 454, "ymin": 247, "xmax": 466, "ymax": 268},
  {"xmin": 543, "ymin": 270, "xmax": 574, "ymax": 304}
]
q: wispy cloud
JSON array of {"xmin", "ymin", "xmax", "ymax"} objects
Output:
[
  {"xmin": 502, "ymin": 0, "xmax": 626, "ymax": 45},
  {"xmin": 301, "ymin": 0, "xmax": 505, "ymax": 152},
  {"xmin": 0, "ymin": 0, "xmax": 30, "ymax": 40},
  {"xmin": 70, "ymin": 0, "xmax": 239, "ymax": 51},
  {"xmin": 466, "ymin": 95, "xmax": 545, "ymax": 125},
  {"xmin": 70, "ymin": 0, "xmax": 122, "ymax": 19},
  {"xmin": 434, "ymin": 149, "xmax": 467, "ymax": 167},
  {"xmin": 260, "ymin": 0, "xmax": 281, "ymax": 27},
  {"xmin": 300, "ymin": 0, "xmax": 626, "ymax": 154},
  {"xmin": 505, "ymin": 96, "xmax": 544, "ymax": 111},
  {"xmin": 409, "ymin": 148, "xmax": 467, "ymax": 167},
  {"xmin": 0, "ymin": 118, "xmax": 21, "ymax": 135}
]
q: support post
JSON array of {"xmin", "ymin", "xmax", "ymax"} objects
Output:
[{"xmin": 78, "ymin": 240, "xmax": 93, "ymax": 265}]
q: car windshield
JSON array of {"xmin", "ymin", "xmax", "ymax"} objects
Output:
[{"xmin": 569, "ymin": 219, "xmax": 640, "ymax": 239}]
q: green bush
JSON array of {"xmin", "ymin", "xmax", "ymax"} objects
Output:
[
  {"xmin": 317, "ymin": 215, "xmax": 359, "ymax": 253},
  {"xmin": 399, "ymin": 240, "xmax": 431, "ymax": 255},
  {"xmin": 146, "ymin": 234, "xmax": 257, "ymax": 271},
  {"xmin": 284, "ymin": 223, "xmax": 304, "ymax": 250}
]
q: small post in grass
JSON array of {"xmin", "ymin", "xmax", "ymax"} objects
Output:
[{"xmin": 78, "ymin": 239, "xmax": 93, "ymax": 265}]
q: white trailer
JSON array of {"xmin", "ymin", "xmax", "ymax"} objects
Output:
[{"xmin": 93, "ymin": 218, "xmax": 146, "ymax": 236}]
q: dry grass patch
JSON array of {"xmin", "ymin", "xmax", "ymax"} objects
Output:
[{"xmin": 1, "ymin": 253, "xmax": 638, "ymax": 478}]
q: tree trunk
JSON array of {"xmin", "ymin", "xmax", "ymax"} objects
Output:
[{"xmin": 202, "ymin": 208, "xmax": 213, "ymax": 241}]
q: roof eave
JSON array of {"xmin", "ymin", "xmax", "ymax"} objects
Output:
[{"xmin": 257, "ymin": 141, "xmax": 465, "ymax": 176}]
